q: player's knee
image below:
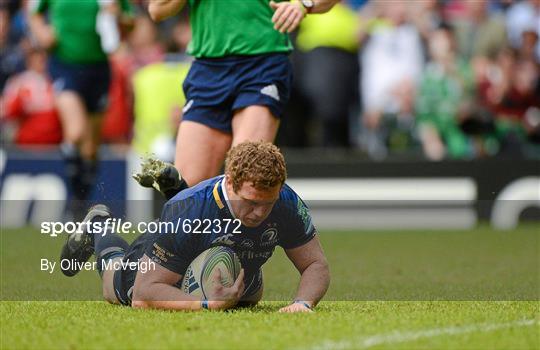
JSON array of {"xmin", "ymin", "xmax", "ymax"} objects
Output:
[{"xmin": 231, "ymin": 106, "xmax": 279, "ymax": 143}]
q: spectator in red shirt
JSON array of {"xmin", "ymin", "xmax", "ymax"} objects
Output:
[
  {"xmin": 1, "ymin": 47, "xmax": 62, "ymax": 145},
  {"xmin": 101, "ymin": 48, "xmax": 133, "ymax": 144}
]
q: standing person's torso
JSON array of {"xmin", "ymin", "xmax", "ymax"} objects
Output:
[
  {"xmin": 34, "ymin": 0, "xmax": 107, "ymax": 63},
  {"xmin": 3, "ymin": 71, "xmax": 62, "ymax": 144},
  {"xmin": 187, "ymin": 0, "xmax": 293, "ymax": 58}
]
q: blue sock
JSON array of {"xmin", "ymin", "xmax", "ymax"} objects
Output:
[{"xmin": 94, "ymin": 229, "xmax": 129, "ymax": 277}]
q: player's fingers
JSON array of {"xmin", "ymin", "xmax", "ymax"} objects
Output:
[
  {"xmin": 294, "ymin": 10, "xmax": 306, "ymax": 29},
  {"xmin": 269, "ymin": 1, "xmax": 279, "ymax": 11},
  {"xmin": 275, "ymin": 5, "xmax": 295, "ymax": 32},
  {"xmin": 237, "ymin": 277, "xmax": 245, "ymax": 296},
  {"xmin": 281, "ymin": 7, "xmax": 302, "ymax": 33},
  {"xmin": 212, "ymin": 267, "xmax": 223, "ymax": 285},
  {"xmin": 271, "ymin": 3, "xmax": 284, "ymax": 23},
  {"xmin": 273, "ymin": 4, "xmax": 292, "ymax": 30},
  {"xmin": 277, "ymin": 15, "xmax": 291, "ymax": 33},
  {"xmin": 233, "ymin": 269, "xmax": 245, "ymax": 289},
  {"xmin": 286, "ymin": 11, "xmax": 302, "ymax": 33},
  {"xmin": 295, "ymin": 304, "xmax": 313, "ymax": 312},
  {"xmin": 272, "ymin": 9, "xmax": 287, "ymax": 28},
  {"xmin": 294, "ymin": 303, "xmax": 311, "ymax": 312}
]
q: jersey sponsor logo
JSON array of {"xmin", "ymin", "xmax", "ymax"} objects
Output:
[
  {"xmin": 238, "ymin": 250, "xmax": 273, "ymax": 260},
  {"xmin": 261, "ymin": 227, "xmax": 278, "ymax": 247},
  {"xmin": 240, "ymin": 239, "xmax": 254, "ymax": 249},
  {"xmin": 151, "ymin": 243, "xmax": 174, "ymax": 263},
  {"xmin": 211, "ymin": 234, "xmax": 235, "ymax": 246},
  {"xmin": 260, "ymin": 84, "xmax": 280, "ymax": 101}
]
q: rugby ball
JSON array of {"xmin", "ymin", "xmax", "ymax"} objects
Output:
[{"xmin": 181, "ymin": 246, "xmax": 242, "ymax": 299}]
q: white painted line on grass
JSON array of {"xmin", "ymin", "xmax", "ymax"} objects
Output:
[{"xmin": 308, "ymin": 319, "xmax": 539, "ymax": 350}]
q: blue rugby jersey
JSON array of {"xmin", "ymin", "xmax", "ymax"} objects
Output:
[{"xmin": 145, "ymin": 175, "xmax": 316, "ymax": 280}]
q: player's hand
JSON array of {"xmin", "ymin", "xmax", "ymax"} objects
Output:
[
  {"xmin": 270, "ymin": 1, "xmax": 306, "ymax": 33},
  {"xmin": 207, "ymin": 268, "xmax": 245, "ymax": 310},
  {"xmin": 278, "ymin": 301, "xmax": 313, "ymax": 313}
]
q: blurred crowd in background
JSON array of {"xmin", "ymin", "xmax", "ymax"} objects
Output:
[{"xmin": 1, "ymin": 0, "xmax": 539, "ymax": 161}]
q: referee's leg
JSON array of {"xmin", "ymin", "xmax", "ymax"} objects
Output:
[
  {"xmin": 175, "ymin": 121, "xmax": 232, "ymax": 187},
  {"xmin": 231, "ymin": 106, "xmax": 280, "ymax": 146}
]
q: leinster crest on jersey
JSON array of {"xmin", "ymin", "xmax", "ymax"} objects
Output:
[{"xmin": 260, "ymin": 227, "xmax": 278, "ymax": 247}]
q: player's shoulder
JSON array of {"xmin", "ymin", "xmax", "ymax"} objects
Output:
[
  {"xmin": 163, "ymin": 176, "xmax": 223, "ymax": 216},
  {"xmin": 275, "ymin": 182, "xmax": 308, "ymax": 217},
  {"xmin": 274, "ymin": 182, "xmax": 316, "ymax": 242},
  {"xmin": 279, "ymin": 182, "xmax": 302, "ymax": 202},
  {"xmin": 174, "ymin": 176, "xmax": 222, "ymax": 200}
]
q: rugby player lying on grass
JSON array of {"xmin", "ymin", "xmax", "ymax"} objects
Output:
[{"xmin": 60, "ymin": 141, "xmax": 329, "ymax": 312}]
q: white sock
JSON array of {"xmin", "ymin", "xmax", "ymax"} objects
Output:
[{"xmin": 96, "ymin": 0, "xmax": 120, "ymax": 54}]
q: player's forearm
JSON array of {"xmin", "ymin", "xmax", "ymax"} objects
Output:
[
  {"xmin": 148, "ymin": 0, "xmax": 187, "ymax": 22},
  {"xmin": 132, "ymin": 282, "xmax": 203, "ymax": 311},
  {"xmin": 309, "ymin": 0, "xmax": 340, "ymax": 14},
  {"xmin": 294, "ymin": 260, "xmax": 330, "ymax": 307}
]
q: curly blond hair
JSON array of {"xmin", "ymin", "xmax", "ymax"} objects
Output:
[{"xmin": 225, "ymin": 141, "xmax": 287, "ymax": 192}]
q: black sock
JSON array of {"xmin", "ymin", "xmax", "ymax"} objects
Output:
[
  {"xmin": 61, "ymin": 144, "xmax": 85, "ymax": 220},
  {"xmin": 61, "ymin": 143, "xmax": 83, "ymax": 197},
  {"xmin": 80, "ymin": 158, "xmax": 98, "ymax": 196},
  {"xmin": 61, "ymin": 144, "xmax": 101, "ymax": 219},
  {"xmin": 61, "ymin": 144, "xmax": 90, "ymax": 198},
  {"xmin": 93, "ymin": 224, "xmax": 129, "ymax": 277},
  {"xmin": 163, "ymin": 179, "xmax": 188, "ymax": 200}
]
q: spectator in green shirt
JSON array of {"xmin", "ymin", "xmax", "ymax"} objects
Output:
[
  {"xmin": 29, "ymin": 0, "xmax": 133, "ymax": 215},
  {"xmin": 416, "ymin": 23, "xmax": 476, "ymax": 160}
]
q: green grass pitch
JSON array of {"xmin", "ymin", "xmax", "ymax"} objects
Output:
[{"xmin": 1, "ymin": 225, "xmax": 539, "ymax": 349}]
